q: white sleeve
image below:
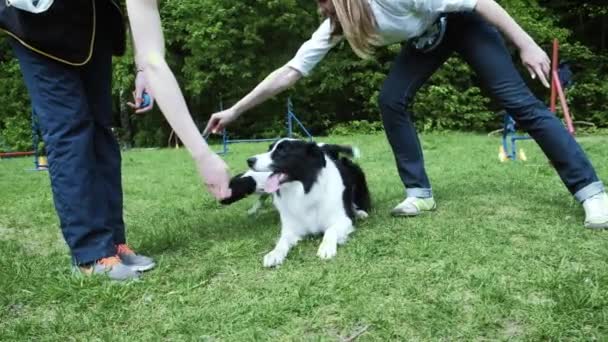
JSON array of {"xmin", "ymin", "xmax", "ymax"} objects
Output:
[
  {"xmin": 409, "ymin": 0, "xmax": 478, "ymax": 13},
  {"xmin": 285, "ymin": 19, "xmax": 342, "ymax": 77}
]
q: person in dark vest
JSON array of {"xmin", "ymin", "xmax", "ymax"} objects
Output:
[{"xmin": 1, "ymin": 0, "xmax": 232, "ymax": 281}]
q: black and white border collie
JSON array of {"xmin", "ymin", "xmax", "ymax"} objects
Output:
[{"xmin": 221, "ymin": 139, "xmax": 371, "ymax": 267}]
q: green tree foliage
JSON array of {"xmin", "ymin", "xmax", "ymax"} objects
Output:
[{"xmin": 0, "ymin": 0, "xmax": 606, "ymax": 150}]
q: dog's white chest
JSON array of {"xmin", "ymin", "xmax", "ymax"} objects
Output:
[{"xmin": 273, "ymin": 161, "xmax": 347, "ymax": 234}]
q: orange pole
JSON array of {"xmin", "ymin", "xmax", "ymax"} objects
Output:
[{"xmin": 553, "ymin": 70, "xmax": 575, "ymax": 135}]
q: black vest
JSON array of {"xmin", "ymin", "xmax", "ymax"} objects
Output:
[{"xmin": 0, "ymin": 0, "xmax": 126, "ymax": 66}]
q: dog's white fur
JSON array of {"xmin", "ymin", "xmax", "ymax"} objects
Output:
[
  {"xmin": 239, "ymin": 170, "xmax": 271, "ymax": 215},
  {"xmin": 249, "ymin": 139, "xmax": 366, "ymax": 267}
]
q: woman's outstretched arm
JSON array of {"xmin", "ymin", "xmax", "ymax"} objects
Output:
[
  {"xmin": 126, "ymin": 0, "xmax": 231, "ymax": 199},
  {"xmin": 474, "ymin": 0, "xmax": 551, "ymax": 87}
]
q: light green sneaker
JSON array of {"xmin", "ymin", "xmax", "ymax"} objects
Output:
[
  {"xmin": 391, "ymin": 197, "xmax": 436, "ymax": 217},
  {"xmin": 583, "ymin": 192, "xmax": 608, "ymax": 230}
]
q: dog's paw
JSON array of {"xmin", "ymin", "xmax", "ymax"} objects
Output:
[
  {"xmin": 355, "ymin": 210, "xmax": 369, "ymax": 219},
  {"xmin": 317, "ymin": 242, "xmax": 337, "ymax": 260},
  {"xmin": 263, "ymin": 250, "xmax": 285, "ymax": 268},
  {"xmin": 247, "ymin": 206, "xmax": 260, "ymax": 215}
]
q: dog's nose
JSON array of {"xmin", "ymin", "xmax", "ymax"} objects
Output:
[{"xmin": 247, "ymin": 157, "xmax": 257, "ymax": 168}]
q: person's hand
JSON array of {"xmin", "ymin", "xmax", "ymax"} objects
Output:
[
  {"xmin": 127, "ymin": 71, "xmax": 155, "ymax": 113},
  {"xmin": 520, "ymin": 41, "xmax": 551, "ymax": 88},
  {"xmin": 203, "ymin": 108, "xmax": 239, "ymax": 136},
  {"xmin": 195, "ymin": 153, "xmax": 232, "ymax": 200}
]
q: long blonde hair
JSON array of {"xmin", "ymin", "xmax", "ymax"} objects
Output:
[{"xmin": 325, "ymin": 0, "xmax": 380, "ymax": 59}]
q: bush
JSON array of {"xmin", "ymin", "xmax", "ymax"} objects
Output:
[
  {"xmin": 329, "ymin": 120, "xmax": 384, "ymax": 136},
  {"xmin": 0, "ymin": 0, "xmax": 606, "ymax": 150}
]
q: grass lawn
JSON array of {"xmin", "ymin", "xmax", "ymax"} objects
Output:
[{"xmin": 1, "ymin": 132, "xmax": 607, "ymax": 341}]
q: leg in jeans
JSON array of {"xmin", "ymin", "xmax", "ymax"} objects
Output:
[
  {"xmin": 451, "ymin": 13, "xmax": 604, "ymax": 201},
  {"xmin": 80, "ymin": 30, "xmax": 126, "ymax": 245},
  {"xmin": 10, "ymin": 40, "xmax": 116, "ymax": 265},
  {"xmin": 379, "ymin": 41, "xmax": 453, "ymax": 198}
]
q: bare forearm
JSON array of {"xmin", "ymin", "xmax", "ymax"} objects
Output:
[
  {"xmin": 474, "ymin": 0, "xmax": 535, "ymax": 50},
  {"xmin": 127, "ymin": 0, "xmax": 211, "ymax": 160},
  {"xmin": 146, "ymin": 62, "xmax": 211, "ymax": 159},
  {"xmin": 232, "ymin": 66, "xmax": 301, "ymax": 115}
]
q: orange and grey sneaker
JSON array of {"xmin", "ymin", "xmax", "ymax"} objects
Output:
[
  {"xmin": 77, "ymin": 256, "xmax": 140, "ymax": 281},
  {"xmin": 116, "ymin": 244, "xmax": 156, "ymax": 272}
]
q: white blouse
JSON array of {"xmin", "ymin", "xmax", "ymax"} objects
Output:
[{"xmin": 286, "ymin": 0, "xmax": 478, "ymax": 76}]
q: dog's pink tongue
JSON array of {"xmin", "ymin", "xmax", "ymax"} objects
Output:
[{"xmin": 264, "ymin": 173, "xmax": 284, "ymax": 193}]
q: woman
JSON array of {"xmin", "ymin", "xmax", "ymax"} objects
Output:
[
  {"xmin": 126, "ymin": 0, "xmax": 231, "ymax": 200},
  {"xmin": 205, "ymin": 0, "xmax": 607, "ymax": 229}
]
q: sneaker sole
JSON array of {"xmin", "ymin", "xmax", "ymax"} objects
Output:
[
  {"xmin": 391, "ymin": 211, "xmax": 424, "ymax": 217},
  {"xmin": 585, "ymin": 221, "xmax": 608, "ymax": 230},
  {"xmin": 72, "ymin": 266, "xmax": 141, "ymax": 281},
  {"xmin": 128, "ymin": 263, "xmax": 156, "ymax": 272},
  {"xmin": 390, "ymin": 208, "xmax": 436, "ymax": 217}
]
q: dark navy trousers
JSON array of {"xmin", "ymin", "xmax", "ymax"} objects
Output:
[
  {"xmin": 379, "ymin": 12, "xmax": 604, "ymax": 201},
  {"xmin": 11, "ymin": 29, "xmax": 125, "ymax": 265}
]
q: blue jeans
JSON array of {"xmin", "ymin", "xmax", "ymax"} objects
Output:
[
  {"xmin": 379, "ymin": 12, "xmax": 604, "ymax": 202},
  {"xmin": 11, "ymin": 29, "xmax": 125, "ymax": 265}
]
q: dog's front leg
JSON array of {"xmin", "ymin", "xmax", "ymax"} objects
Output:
[
  {"xmin": 263, "ymin": 220, "xmax": 301, "ymax": 268},
  {"xmin": 247, "ymin": 194, "xmax": 269, "ymax": 215},
  {"xmin": 318, "ymin": 218, "xmax": 353, "ymax": 260}
]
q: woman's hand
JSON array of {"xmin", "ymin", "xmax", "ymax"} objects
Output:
[
  {"xmin": 519, "ymin": 41, "xmax": 551, "ymax": 88},
  {"xmin": 195, "ymin": 153, "xmax": 232, "ymax": 200},
  {"xmin": 127, "ymin": 71, "xmax": 155, "ymax": 113},
  {"xmin": 203, "ymin": 108, "xmax": 239, "ymax": 136},
  {"xmin": 474, "ymin": 0, "xmax": 551, "ymax": 88}
]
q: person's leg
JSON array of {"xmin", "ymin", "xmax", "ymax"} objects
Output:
[
  {"xmin": 80, "ymin": 29, "xmax": 125, "ymax": 246},
  {"xmin": 80, "ymin": 26, "xmax": 156, "ymax": 270},
  {"xmin": 452, "ymin": 13, "xmax": 607, "ymax": 227},
  {"xmin": 10, "ymin": 40, "xmax": 116, "ymax": 264},
  {"xmin": 379, "ymin": 37, "xmax": 453, "ymax": 215}
]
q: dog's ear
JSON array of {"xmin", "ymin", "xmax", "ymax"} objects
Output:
[
  {"xmin": 306, "ymin": 142, "xmax": 326, "ymax": 165},
  {"xmin": 319, "ymin": 144, "xmax": 358, "ymax": 160}
]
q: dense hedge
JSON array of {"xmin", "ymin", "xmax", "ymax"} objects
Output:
[{"xmin": 1, "ymin": 0, "xmax": 606, "ymax": 150}]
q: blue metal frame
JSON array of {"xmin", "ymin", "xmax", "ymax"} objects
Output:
[
  {"xmin": 501, "ymin": 112, "xmax": 532, "ymax": 160},
  {"xmin": 212, "ymin": 97, "xmax": 313, "ymax": 155}
]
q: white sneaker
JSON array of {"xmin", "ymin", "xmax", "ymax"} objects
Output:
[
  {"xmin": 583, "ymin": 192, "xmax": 608, "ymax": 229},
  {"xmin": 391, "ymin": 197, "xmax": 436, "ymax": 217}
]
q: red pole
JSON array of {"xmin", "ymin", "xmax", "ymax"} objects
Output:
[
  {"xmin": 553, "ymin": 70, "xmax": 575, "ymax": 135},
  {"xmin": 550, "ymin": 39, "xmax": 559, "ymax": 113}
]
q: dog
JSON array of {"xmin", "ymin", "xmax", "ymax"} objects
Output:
[{"xmin": 221, "ymin": 139, "xmax": 371, "ymax": 267}]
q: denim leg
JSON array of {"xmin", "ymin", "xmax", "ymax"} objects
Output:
[
  {"xmin": 451, "ymin": 13, "xmax": 601, "ymax": 200},
  {"xmin": 10, "ymin": 40, "xmax": 115, "ymax": 264},
  {"xmin": 379, "ymin": 42, "xmax": 453, "ymax": 198},
  {"xmin": 80, "ymin": 30, "xmax": 126, "ymax": 245}
]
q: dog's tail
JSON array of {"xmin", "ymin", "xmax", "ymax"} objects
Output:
[
  {"xmin": 341, "ymin": 157, "xmax": 371, "ymax": 213},
  {"xmin": 319, "ymin": 143, "xmax": 361, "ymax": 161}
]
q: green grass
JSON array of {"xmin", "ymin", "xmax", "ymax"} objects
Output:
[{"xmin": 1, "ymin": 132, "xmax": 608, "ymax": 341}]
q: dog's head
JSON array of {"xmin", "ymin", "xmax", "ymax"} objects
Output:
[{"xmin": 246, "ymin": 138, "xmax": 326, "ymax": 193}]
